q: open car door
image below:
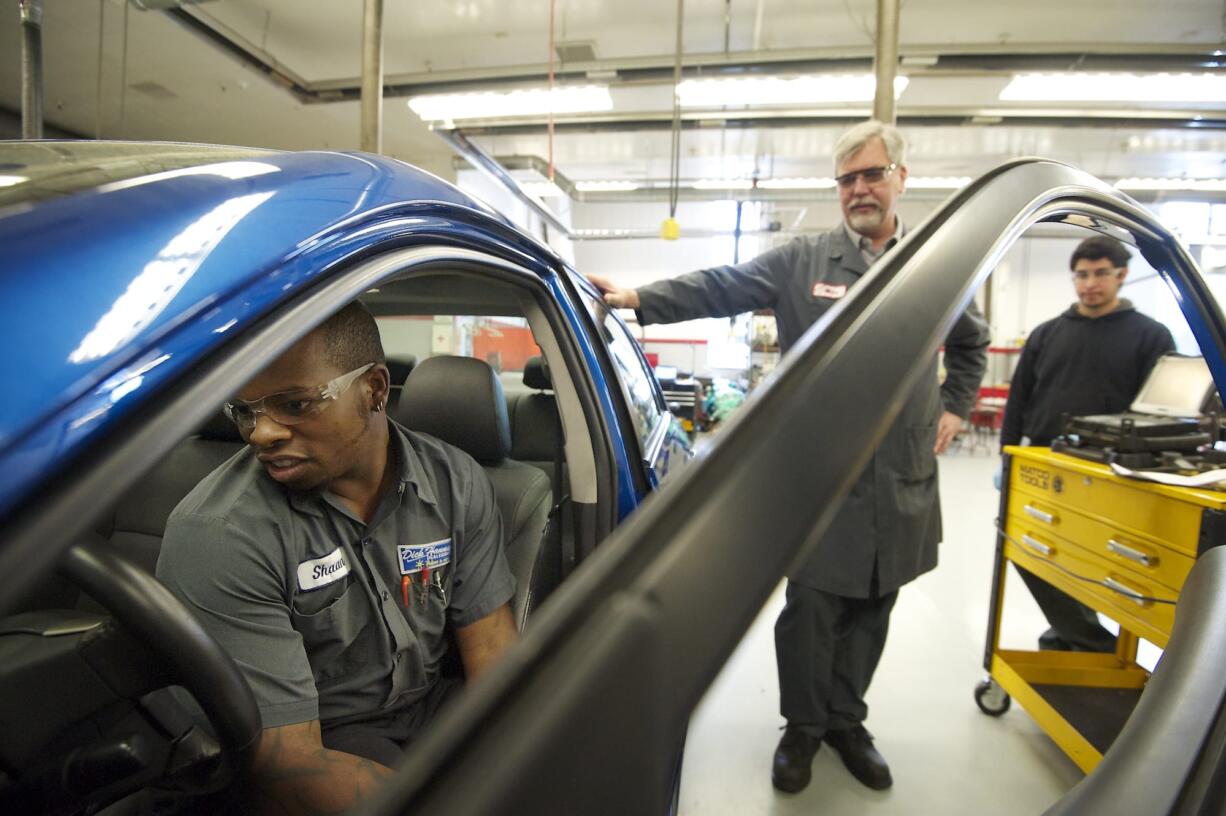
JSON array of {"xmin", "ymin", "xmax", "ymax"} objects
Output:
[{"xmin": 365, "ymin": 159, "xmax": 1226, "ymax": 816}]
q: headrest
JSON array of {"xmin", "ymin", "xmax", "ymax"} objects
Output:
[
  {"xmin": 385, "ymin": 354, "xmax": 417, "ymax": 386},
  {"xmin": 523, "ymin": 356, "xmax": 552, "ymax": 391},
  {"xmin": 395, "ymin": 356, "xmax": 511, "ymax": 464},
  {"xmin": 196, "ymin": 409, "xmax": 244, "ymax": 443}
]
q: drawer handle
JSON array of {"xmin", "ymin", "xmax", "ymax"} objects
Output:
[
  {"xmin": 1024, "ymin": 505, "xmax": 1055, "ymax": 525},
  {"xmin": 1103, "ymin": 576, "xmax": 1149, "ymax": 606},
  {"xmin": 1021, "ymin": 534, "xmax": 1054, "ymax": 557},
  {"xmin": 1107, "ymin": 539, "xmax": 1155, "ymax": 568}
]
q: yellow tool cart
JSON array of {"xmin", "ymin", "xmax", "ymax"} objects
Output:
[{"xmin": 977, "ymin": 446, "xmax": 1226, "ymax": 773}]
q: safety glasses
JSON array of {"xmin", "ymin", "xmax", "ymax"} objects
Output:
[
  {"xmin": 835, "ymin": 163, "xmax": 898, "ymax": 190},
  {"xmin": 1071, "ymin": 267, "xmax": 1124, "ymax": 281},
  {"xmin": 223, "ymin": 363, "xmax": 375, "ymax": 432}
]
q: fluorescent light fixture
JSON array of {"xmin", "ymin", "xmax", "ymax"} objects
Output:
[
  {"xmin": 691, "ymin": 179, "xmax": 755, "ymax": 190},
  {"xmin": 1000, "ymin": 73, "xmax": 1226, "ymax": 103},
  {"xmin": 677, "ymin": 74, "xmax": 908, "ymax": 107},
  {"xmin": 575, "ymin": 180, "xmax": 640, "ymax": 192},
  {"xmin": 1116, "ymin": 177, "xmax": 1226, "ymax": 192},
  {"xmin": 908, "ymin": 176, "xmax": 973, "ymax": 189},
  {"xmin": 408, "ymin": 85, "xmax": 613, "ymax": 121},
  {"xmin": 757, "ymin": 177, "xmax": 836, "ymax": 190},
  {"xmin": 0, "ymin": 174, "xmax": 26, "ymax": 187},
  {"xmin": 520, "ymin": 180, "xmax": 566, "ymax": 199}
]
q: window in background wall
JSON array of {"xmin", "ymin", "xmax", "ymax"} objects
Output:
[
  {"xmin": 1154, "ymin": 201, "xmax": 1212, "ymax": 243},
  {"xmin": 376, "ymin": 315, "xmax": 538, "ymax": 374},
  {"xmin": 1210, "ymin": 204, "xmax": 1226, "ymax": 239}
]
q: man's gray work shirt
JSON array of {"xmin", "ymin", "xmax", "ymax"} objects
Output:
[
  {"xmin": 157, "ymin": 421, "xmax": 515, "ymax": 729},
  {"xmin": 842, "ymin": 219, "xmax": 904, "ymax": 266}
]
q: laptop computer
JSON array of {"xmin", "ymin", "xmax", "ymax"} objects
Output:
[{"xmin": 1061, "ymin": 354, "xmax": 1217, "ymax": 453}]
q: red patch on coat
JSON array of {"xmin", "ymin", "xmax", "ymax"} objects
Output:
[{"xmin": 811, "ymin": 282, "xmax": 848, "ymax": 299}]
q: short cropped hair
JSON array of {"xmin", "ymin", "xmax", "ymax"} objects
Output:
[
  {"xmin": 319, "ymin": 301, "xmax": 386, "ymax": 373},
  {"xmin": 1069, "ymin": 236, "xmax": 1132, "ymax": 271},
  {"xmin": 833, "ymin": 120, "xmax": 908, "ymax": 171}
]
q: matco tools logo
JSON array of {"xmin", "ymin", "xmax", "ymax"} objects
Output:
[{"xmin": 1018, "ymin": 465, "xmax": 1050, "ymax": 491}]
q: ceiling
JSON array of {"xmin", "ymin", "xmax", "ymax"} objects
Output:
[{"xmin": 2, "ymin": 0, "xmax": 1225, "ymax": 203}]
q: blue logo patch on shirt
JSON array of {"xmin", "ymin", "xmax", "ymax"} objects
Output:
[{"xmin": 398, "ymin": 538, "xmax": 452, "ymax": 575}]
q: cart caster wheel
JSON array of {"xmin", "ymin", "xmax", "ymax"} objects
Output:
[{"xmin": 974, "ymin": 678, "xmax": 1011, "ymax": 716}]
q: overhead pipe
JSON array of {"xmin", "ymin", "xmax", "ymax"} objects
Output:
[
  {"xmin": 871, "ymin": 0, "xmax": 900, "ymax": 124},
  {"xmin": 19, "ymin": 0, "xmax": 44, "ymax": 140},
  {"xmin": 360, "ymin": 0, "xmax": 383, "ymax": 153},
  {"xmin": 434, "ymin": 128, "xmax": 574, "ymax": 237}
]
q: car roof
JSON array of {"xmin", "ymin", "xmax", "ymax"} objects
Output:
[{"xmin": 0, "ymin": 141, "xmax": 561, "ymax": 513}]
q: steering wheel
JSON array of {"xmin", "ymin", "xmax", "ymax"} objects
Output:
[{"xmin": 0, "ymin": 537, "xmax": 261, "ymax": 813}]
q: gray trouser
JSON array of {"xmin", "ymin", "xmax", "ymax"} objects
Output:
[
  {"xmin": 774, "ymin": 580, "xmax": 898, "ymax": 737},
  {"xmin": 322, "ymin": 675, "xmax": 462, "ymax": 766},
  {"xmin": 1015, "ymin": 565, "xmax": 1116, "ymax": 652}
]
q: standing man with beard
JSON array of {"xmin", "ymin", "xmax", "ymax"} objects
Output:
[{"xmin": 590, "ymin": 120, "xmax": 989, "ymax": 794}]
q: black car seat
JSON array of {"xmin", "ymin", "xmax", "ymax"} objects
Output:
[
  {"xmin": 394, "ymin": 356, "xmax": 556, "ymax": 630},
  {"xmin": 385, "ymin": 354, "xmax": 418, "ymax": 411},
  {"xmin": 506, "ymin": 356, "xmax": 566, "ymax": 493},
  {"xmin": 15, "ymin": 413, "xmax": 245, "ymax": 614},
  {"xmin": 102, "ymin": 413, "xmax": 245, "ymax": 577},
  {"xmin": 505, "ymin": 356, "xmax": 576, "ymax": 583}
]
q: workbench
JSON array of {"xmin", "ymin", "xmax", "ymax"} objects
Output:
[{"xmin": 976, "ymin": 446, "xmax": 1226, "ymax": 772}]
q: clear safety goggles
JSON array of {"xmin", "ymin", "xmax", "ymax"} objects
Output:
[
  {"xmin": 223, "ymin": 363, "xmax": 375, "ymax": 432},
  {"xmin": 835, "ymin": 163, "xmax": 898, "ymax": 189}
]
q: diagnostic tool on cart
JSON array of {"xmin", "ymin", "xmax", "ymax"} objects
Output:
[{"xmin": 1055, "ymin": 355, "xmax": 1218, "ymax": 463}]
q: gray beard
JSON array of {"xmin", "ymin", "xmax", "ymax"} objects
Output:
[{"xmin": 848, "ymin": 207, "xmax": 884, "ymax": 235}]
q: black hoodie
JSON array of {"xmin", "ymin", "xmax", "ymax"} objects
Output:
[{"xmin": 1000, "ymin": 299, "xmax": 1176, "ymax": 448}]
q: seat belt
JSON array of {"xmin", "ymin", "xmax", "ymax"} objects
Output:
[{"xmin": 550, "ymin": 406, "xmax": 574, "ymax": 578}]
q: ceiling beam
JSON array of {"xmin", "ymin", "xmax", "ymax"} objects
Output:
[{"xmin": 164, "ymin": 7, "xmax": 1226, "ymax": 106}]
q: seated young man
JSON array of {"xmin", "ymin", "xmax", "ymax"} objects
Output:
[{"xmin": 157, "ymin": 302, "xmax": 517, "ymax": 814}]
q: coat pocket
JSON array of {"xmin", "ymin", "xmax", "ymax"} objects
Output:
[{"xmin": 898, "ymin": 423, "xmax": 937, "ymax": 483}]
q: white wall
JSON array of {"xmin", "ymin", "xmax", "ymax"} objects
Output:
[{"xmin": 987, "ymin": 224, "xmax": 1211, "ymax": 358}]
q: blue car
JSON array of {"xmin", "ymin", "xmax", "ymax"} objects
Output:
[{"xmin": 0, "ymin": 141, "xmax": 691, "ymax": 813}]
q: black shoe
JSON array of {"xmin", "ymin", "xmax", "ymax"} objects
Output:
[
  {"xmin": 772, "ymin": 726, "xmax": 821, "ymax": 793},
  {"xmin": 1038, "ymin": 627, "xmax": 1071, "ymax": 651},
  {"xmin": 1039, "ymin": 627, "xmax": 1116, "ymax": 653},
  {"xmin": 824, "ymin": 725, "xmax": 892, "ymax": 790}
]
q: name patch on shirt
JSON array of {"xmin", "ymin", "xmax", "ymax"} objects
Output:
[
  {"xmin": 296, "ymin": 548, "xmax": 351, "ymax": 591},
  {"xmin": 398, "ymin": 538, "xmax": 452, "ymax": 575},
  {"xmin": 812, "ymin": 282, "xmax": 848, "ymax": 300}
]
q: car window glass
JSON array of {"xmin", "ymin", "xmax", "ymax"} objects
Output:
[
  {"xmin": 591, "ymin": 302, "xmax": 664, "ymax": 448},
  {"xmin": 375, "ymin": 313, "xmax": 540, "ymax": 395}
]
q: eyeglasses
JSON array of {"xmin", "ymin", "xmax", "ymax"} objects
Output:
[
  {"xmin": 223, "ymin": 363, "xmax": 375, "ymax": 432},
  {"xmin": 1071, "ymin": 267, "xmax": 1123, "ymax": 281},
  {"xmin": 835, "ymin": 163, "xmax": 898, "ymax": 190}
]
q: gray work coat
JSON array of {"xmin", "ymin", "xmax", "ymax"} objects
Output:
[{"xmin": 636, "ymin": 225, "xmax": 989, "ymax": 597}]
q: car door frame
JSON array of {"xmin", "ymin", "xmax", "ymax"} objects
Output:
[
  {"xmin": 359, "ymin": 158, "xmax": 1226, "ymax": 816},
  {"xmin": 0, "ymin": 244, "xmax": 620, "ymax": 616}
]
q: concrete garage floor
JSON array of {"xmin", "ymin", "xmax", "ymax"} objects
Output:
[{"xmin": 678, "ymin": 445, "xmax": 1089, "ymax": 815}]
